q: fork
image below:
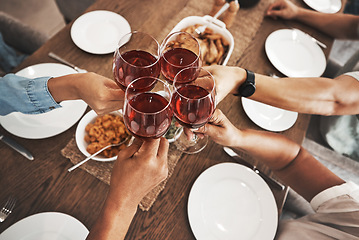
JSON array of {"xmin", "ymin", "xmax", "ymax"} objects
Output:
[{"xmin": 0, "ymin": 196, "xmax": 16, "ymax": 222}]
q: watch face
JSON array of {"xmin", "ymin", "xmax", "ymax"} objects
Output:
[{"xmin": 241, "ymin": 84, "xmax": 256, "ymax": 97}]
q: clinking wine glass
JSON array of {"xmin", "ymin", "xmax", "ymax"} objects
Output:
[
  {"xmin": 113, "ymin": 31, "xmax": 161, "ymax": 91},
  {"xmin": 171, "ymin": 67, "xmax": 216, "ymax": 154},
  {"xmin": 123, "ymin": 77, "xmax": 173, "ymax": 140},
  {"xmin": 160, "ymin": 31, "xmax": 202, "ymax": 83}
]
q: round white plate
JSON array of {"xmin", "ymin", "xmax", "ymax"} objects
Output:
[
  {"xmin": 265, "ymin": 29, "xmax": 326, "ymax": 77},
  {"xmin": 188, "ymin": 163, "xmax": 278, "ymax": 240},
  {"xmin": 303, "ymin": 0, "xmax": 341, "ymax": 13},
  {"xmin": 242, "ymin": 97, "xmax": 298, "ymax": 132},
  {"xmin": 71, "ymin": 10, "xmax": 131, "ymax": 54},
  {"xmin": 0, "ymin": 212, "xmax": 88, "ymax": 240},
  {"xmin": 0, "ymin": 63, "xmax": 87, "ymax": 139}
]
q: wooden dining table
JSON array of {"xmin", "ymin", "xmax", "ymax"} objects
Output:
[{"xmin": 0, "ymin": 0, "xmax": 337, "ymax": 238}]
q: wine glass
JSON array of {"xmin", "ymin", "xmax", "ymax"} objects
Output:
[
  {"xmin": 160, "ymin": 31, "xmax": 201, "ymax": 83},
  {"xmin": 123, "ymin": 77, "xmax": 173, "ymax": 140},
  {"xmin": 113, "ymin": 31, "xmax": 161, "ymax": 90},
  {"xmin": 171, "ymin": 67, "xmax": 216, "ymax": 154}
]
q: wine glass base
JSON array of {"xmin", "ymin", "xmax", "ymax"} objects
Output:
[{"xmin": 174, "ymin": 131, "xmax": 208, "ymax": 154}]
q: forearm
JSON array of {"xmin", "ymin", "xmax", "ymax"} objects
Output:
[
  {"xmin": 47, "ymin": 73, "xmax": 83, "ymax": 102},
  {"xmin": 86, "ymin": 198, "xmax": 138, "ymax": 240},
  {"xmin": 294, "ymin": 8, "xmax": 359, "ymax": 39},
  {"xmin": 249, "ymin": 73, "xmax": 359, "ymax": 115},
  {"xmin": 233, "ymin": 129, "xmax": 344, "ymax": 201}
]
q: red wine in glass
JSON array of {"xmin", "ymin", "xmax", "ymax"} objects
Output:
[
  {"xmin": 161, "ymin": 48, "xmax": 200, "ymax": 83},
  {"xmin": 171, "ymin": 67, "xmax": 216, "ymax": 154},
  {"xmin": 172, "ymin": 85, "xmax": 215, "ymax": 129},
  {"xmin": 160, "ymin": 31, "xmax": 201, "ymax": 83},
  {"xmin": 113, "ymin": 31, "xmax": 160, "ymax": 90},
  {"xmin": 123, "ymin": 78, "xmax": 173, "ymax": 140},
  {"xmin": 114, "ymin": 49, "xmax": 160, "ymax": 90}
]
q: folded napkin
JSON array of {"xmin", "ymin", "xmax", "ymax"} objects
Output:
[{"xmin": 61, "ymin": 137, "xmax": 183, "ymax": 211}]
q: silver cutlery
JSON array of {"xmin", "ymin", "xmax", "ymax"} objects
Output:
[
  {"xmin": 0, "ymin": 196, "xmax": 16, "ymax": 222},
  {"xmin": 68, "ymin": 136, "xmax": 132, "ymax": 172},
  {"xmin": 195, "ymin": 2, "xmax": 230, "ymax": 35},
  {"xmin": 223, "ymin": 147, "xmax": 285, "ymax": 191},
  {"xmin": 293, "ymin": 28, "xmax": 327, "ymax": 49},
  {"xmin": 0, "ymin": 134, "xmax": 34, "ymax": 160},
  {"xmin": 48, "ymin": 52, "xmax": 88, "ymax": 73}
]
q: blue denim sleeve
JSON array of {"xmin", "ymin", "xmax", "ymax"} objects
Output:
[{"xmin": 0, "ymin": 73, "xmax": 62, "ymax": 116}]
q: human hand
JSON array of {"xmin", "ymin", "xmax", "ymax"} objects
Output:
[
  {"xmin": 194, "ymin": 109, "xmax": 242, "ymax": 147},
  {"xmin": 266, "ymin": 0, "xmax": 300, "ymax": 20},
  {"xmin": 203, "ymin": 65, "xmax": 246, "ymax": 103},
  {"xmin": 106, "ymin": 138, "xmax": 169, "ymax": 209},
  {"xmin": 75, "ymin": 72, "xmax": 124, "ymax": 115},
  {"xmin": 48, "ymin": 72, "xmax": 124, "ymax": 115}
]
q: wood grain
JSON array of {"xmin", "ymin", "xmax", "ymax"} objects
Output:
[{"xmin": 0, "ymin": 0, "xmax": 334, "ymax": 238}]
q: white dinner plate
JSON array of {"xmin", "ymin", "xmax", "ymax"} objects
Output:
[
  {"xmin": 265, "ymin": 29, "xmax": 326, "ymax": 77},
  {"xmin": 0, "ymin": 212, "xmax": 88, "ymax": 240},
  {"xmin": 188, "ymin": 163, "xmax": 278, "ymax": 240},
  {"xmin": 0, "ymin": 63, "xmax": 87, "ymax": 139},
  {"xmin": 71, "ymin": 10, "xmax": 131, "ymax": 54},
  {"xmin": 242, "ymin": 97, "xmax": 298, "ymax": 132},
  {"xmin": 303, "ymin": 0, "xmax": 341, "ymax": 13}
]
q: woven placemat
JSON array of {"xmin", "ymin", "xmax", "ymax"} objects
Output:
[
  {"xmin": 156, "ymin": 0, "xmax": 278, "ymax": 66},
  {"xmin": 61, "ymin": 137, "xmax": 183, "ymax": 211}
]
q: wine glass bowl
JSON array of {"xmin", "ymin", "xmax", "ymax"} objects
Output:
[
  {"xmin": 160, "ymin": 31, "xmax": 201, "ymax": 83},
  {"xmin": 123, "ymin": 77, "xmax": 173, "ymax": 140},
  {"xmin": 113, "ymin": 31, "xmax": 161, "ymax": 90},
  {"xmin": 171, "ymin": 67, "xmax": 216, "ymax": 153}
]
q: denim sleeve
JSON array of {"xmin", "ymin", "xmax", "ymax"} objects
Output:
[{"xmin": 0, "ymin": 73, "xmax": 62, "ymax": 116}]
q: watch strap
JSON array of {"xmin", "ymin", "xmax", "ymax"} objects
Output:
[{"xmin": 234, "ymin": 69, "xmax": 255, "ymax": 97}]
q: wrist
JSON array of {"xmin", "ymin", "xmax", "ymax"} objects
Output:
[
  {"xmin": 48, "ymin": 73, "xmax": 81, "ymax": 102},
  {"xmin": 233, "ymin": 69, "xmax": 256, "ymax": 97},
  {"xmin": 230, "ymin": 67, "xmax": 247, "ymax": 95}
]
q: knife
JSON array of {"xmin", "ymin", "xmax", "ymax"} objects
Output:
[
  {"xmin": 0, "ymin": 134, "xmax": 34, "ymax": 160},
  {"xmin": 48, "ymin": 52, "xmax": 88, "ymax": 73},
  {"xmin": 294, "ymin": 28, "xmax": 327, "ymax": 49},
  {"xmin": 223, "ymin": 147, "xmax": 284, "ymax": 190}
]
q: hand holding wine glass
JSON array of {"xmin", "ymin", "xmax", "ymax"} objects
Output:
[
  {"xmin": 123, "ymin": 77, "xmax": 173, "ymax": 140},
  {"xmin": 113, "ymin": 31, "xmax": 161, "ymax": 90},
  {"xmin": 171, "ymin": 67, "xmax": 216, "ymax": 154}
]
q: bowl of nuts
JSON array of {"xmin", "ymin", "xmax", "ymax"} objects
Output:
[
  {"xmin": 75, "ymin": 110, "xmax": 131, "ymax": 161},
  {"xmin": 168, "ymin": 15, "xmax": 234, "ymax": 66}
]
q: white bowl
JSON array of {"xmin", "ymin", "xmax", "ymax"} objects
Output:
[
  {"xmin": 75, "ymin": 110, "xmax": 127, "ymax": 162},
  {"xmin": 169, "ymin": 15, "xmax": 234, "ymax": 66}
]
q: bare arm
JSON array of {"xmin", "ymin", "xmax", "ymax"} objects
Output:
[
  {"xmin": 266, "ymin": 0, "xmax": 359, "ymax": 39},
  {"xmin": 86, "ymin": 138, "xmax": 169, "ymax": 240},
  {"xmin": 196, "ymin": 109, "xmax": 345, "ymax": 201},
  {"xmin": 206, "ymin": 65, "xmax": 359, "ymax": 115},
  {"xmin": 47, "ymin": 72, "xmax": 124, "ymax": 115}
]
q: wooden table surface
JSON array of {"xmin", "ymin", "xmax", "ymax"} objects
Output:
[{"xmin": 0, "ymin": 0, "xmax": 335, "ymax": 238}]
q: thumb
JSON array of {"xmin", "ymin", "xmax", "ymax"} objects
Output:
[{"xmin": 195, "ymin": 109, "xmax": 226, "ymax": 135}]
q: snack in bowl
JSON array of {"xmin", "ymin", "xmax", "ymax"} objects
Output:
[
  {"xmin": 76, "ymin": 110, "xmax": 130, "ymax": 161},
  {"xmin": 165, "ymin": 119, "xmax": 183, "ymax": 143},
  {"xmin": 168, "ymin": 15, "xmax": 234, "ymax": 66},
  {"xmin": 180, "ymin": 24, "xmax": 229, "ymax": 65},
  {"xmin": 85, "ymin": 113, "xmax": 130, "ymax": 158}
]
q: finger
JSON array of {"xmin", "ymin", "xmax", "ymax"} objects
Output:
[
  {"xmin": 183, "ymin": 127, "xmax": 195, "ymax": 141},
  {"xmin": 117, "ymin": 139, "xmax": 141, "ymax": 160},
  {"xmin": 138, "ymin": 138, "xmax": 161, "ymax": 157},
  {"xmin": 157, "ymin": 137, "xmax": 169, "ymax": 158}
]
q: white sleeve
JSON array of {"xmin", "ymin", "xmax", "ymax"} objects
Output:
[{"xmin": 310, "ymin": 181, "xmax": 359, "ymax": 211}]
